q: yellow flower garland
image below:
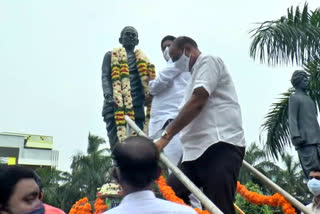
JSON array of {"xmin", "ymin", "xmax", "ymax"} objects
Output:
[{"xmin": 111, "ymin": 48, "xmax": 155, "ymax": 142}]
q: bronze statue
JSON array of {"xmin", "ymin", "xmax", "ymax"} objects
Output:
[
  {"xmin": 288, "ymin": 70, "xmax": 320, "ymax": 177},
  {"xmin": 101, "ymin": 26, "xmax": 154, "ymax": 149}
]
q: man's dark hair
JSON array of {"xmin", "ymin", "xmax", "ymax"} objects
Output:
[
  {"xmin": 0, "ymin": 166, "xmax": 38, "ymax": 208},
  {"xmin": 112, "ymin": 136, "xmax": 159, "ymax": 188},
  {"xmin": 161, "ymin": 35, "xmax": 176, "ymax": 50},
  {"xmin": 173, "ymin": 36, "xmax": 198, "ymax": 50}
]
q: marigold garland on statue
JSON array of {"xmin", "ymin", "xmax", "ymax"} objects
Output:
[
  {"xmin": 236, "ymin": 181, "xmax": 296, "ymax": 214},
  {"xmin": 111, "ymin": 48, "xmax": 155, "ymax": 142}
]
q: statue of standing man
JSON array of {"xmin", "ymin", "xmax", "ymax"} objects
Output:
[
  {"xmin": 288, "ymin": 70, "xmax": 320, "ymax": 177},
  {"xmin": 101, "ymin": 26, "xmax": 155, "ymax": 149}
]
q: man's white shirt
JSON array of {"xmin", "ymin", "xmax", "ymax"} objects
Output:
[
  {"xmin": 149, "ymin": 59, "xmax": 190, "ymax": 137},
  {"xmin": 180, "ymin": 54, "xmax": 246, "ymax": 162},
  {"xmin": 103, "ymin": 190, "xmax": 197, "ymax": 214}
]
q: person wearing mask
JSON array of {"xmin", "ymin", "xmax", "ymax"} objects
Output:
[
  {"xmin": 305, "ymin": 171, "xmax": 320, "ymax": 213},
  {"xmin": 149, "ymin": 35, "xmax": 190, "ymax": 166},
  {"xmin": 0, "ymin": 166, "xmax": 44, "ymax": 214},
  {"xmin": 104, "ymin": 136, "xmax": 196, "ymax": 214},
  {"xmin": 33, "ymin": 173, "xmax": 65, "ymax": 214},
  {"xmin": 155, "ymin": 36, "xmax": 246, "ymax": 214}
]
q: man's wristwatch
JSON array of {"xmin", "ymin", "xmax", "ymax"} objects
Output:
[{"xmin": 161, "ymin": 130, "xmax": 170, "ymax": 140}]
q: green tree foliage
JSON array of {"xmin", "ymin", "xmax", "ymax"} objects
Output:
[
  {"xmin": 249, "ymin": 3, "xmax": 320, "ymax": 158},
  {"xmin": 235, "ymin": 182, "xmax": 273, "ymax": 214},
  {"xmin": 36, "ymin": 133, "xmax": 112, "ymax": 212}
]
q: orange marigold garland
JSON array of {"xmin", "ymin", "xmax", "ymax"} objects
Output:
[
  {"xmin": 69, "ymin": 197, "xmax": 92, "ymax": 214},
  {"xmin": 236, "ymin": 181, "xmax": 296, "ymax": 214},
  {"xmin": 156, "ymin": 175, "xmax": 210, "ymax": 214},
  {"xmin": 94, "ymin": 198, "xmax": 108, "ymax": 214}
]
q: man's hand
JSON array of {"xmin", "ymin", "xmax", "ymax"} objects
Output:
[{"xmin": 155, "ymin": 137, "xmax": 170, "ymax": 152}]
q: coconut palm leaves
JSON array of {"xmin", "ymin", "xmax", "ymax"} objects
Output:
[
  {"xmin": 261, "ymin": 56, "xmax": 320, "ymax": 158},
  {"xmin": 250, "ymin": 3, "xmax": 320, "ymax": 65},
  {"xmin": 250, "ymin": 3, "xmax": 320, "ymax": 158}
]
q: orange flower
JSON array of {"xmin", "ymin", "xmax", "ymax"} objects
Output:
[
  {"xmin": 156, "ymin": 175, "xmax": 211, "ymax": 213},
  {"xmin": 236, "ymin": 182, "xmax": 296, "ymax": 214},
  {"xmin": 68, "ymin": 197, "xmax": 92, "ymax": 214},
  {"xmin": 94, "ymin": 198, "xmax": 108, "ymax": 214}
]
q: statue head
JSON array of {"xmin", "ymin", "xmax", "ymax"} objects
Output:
[
  {"xmin": 119, "ymin": 26, "xmax": 139, "ymax": 50},
  {"xmin": 291, "ymin": 70, "xmax": 309, "ymax": 91}
]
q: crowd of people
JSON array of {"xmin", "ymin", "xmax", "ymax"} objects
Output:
[{"xmin": 1, "ymin": 25, "xmax": 320, "ymax": 214}]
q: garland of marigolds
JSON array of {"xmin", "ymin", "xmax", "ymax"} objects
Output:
[
  {"xmin": 156, "ymin": 176, "xmax": 297, "ymax": 214},
  {"xmin": 156, "ymin": 175, "xmax": 210, "ymax": 214},
  {"xmin": 111, "ymin": 48, "xmax": 155, "ymax": 142},
  {"xmin": 236, "ymin": 181, "xmax": 296, "ymax": 214},
  {"xmin": 69, "ymin": 179, "xmax": 297, "ymax": 214},
  {"xmin": 69, "ymin": 197, "xmax": 92, "ymax": 214}
]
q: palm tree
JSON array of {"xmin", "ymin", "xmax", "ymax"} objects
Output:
[
  {"xmin": 275, "ymin": 154, "xmax": 311, "ymax": 203},
  {"xmin": 250, "ymin": 3, "xmax": 320, "ymax": 158},
  {"xmin": 62, "ymin": 133, "xmax": 113, "ymax": 212},
  {"xmin": 35, "ymin": 167, "xmax": 68, "ymax": 208},
  {"xmin": 238, "ymin": 142, "xmax": 280, "ymax": 191}
]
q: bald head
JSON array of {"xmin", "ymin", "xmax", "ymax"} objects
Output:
[
  {"xmin": 120, "ymin": 26, "xmax": 138, "ymax": 38},
  {"xmin": 112, "ymin": 136, "xmax": 160, "ymax": 188}
]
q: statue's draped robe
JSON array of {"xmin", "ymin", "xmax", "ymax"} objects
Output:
[
  {"xmin": 288, "ymin": 92, "xmax": 320, "ymax": 177},
  {"xmin": 102, "ymin": 51, "xmax": 145, "ymax": 149}
]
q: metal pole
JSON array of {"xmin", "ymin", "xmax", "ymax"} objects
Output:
[
  {"xmin": 242, "ymin": 161, "xmax": 313, "ymax": 214},
  {"xmin": 124, "ymin": 116, "xmax": 223, "ymax": 214}
]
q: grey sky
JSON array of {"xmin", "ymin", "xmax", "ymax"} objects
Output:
[{"xmin": 1, "ymin": 0, "xmax": 319, "ymax": 171}]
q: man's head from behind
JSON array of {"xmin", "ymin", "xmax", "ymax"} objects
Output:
[
  {"xmin": 112, "ymin": 136, "xmax": 160, "ymax": 191},
  {"xmin": 0, "ymin": 166, "xmax": 41, "ymax": 214},
  {"xmin": 119, "ymin": 26, "xmax": 139, "ymax": 50}
]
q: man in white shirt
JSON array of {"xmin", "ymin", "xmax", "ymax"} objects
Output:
[
  {"xmin": 155, "ymin": 36, "xmax": 246, "ymax": 214},
  {"xmin": 303, "ymin": 171, "xmax": 320, "ymax": 214},
  {"xmin": 149, "ymin": 35, "xmax": 190, "ymax": 166},
  {"xmin": 104, "ymin": 136, "xmax": 196, "ymax": 214}
]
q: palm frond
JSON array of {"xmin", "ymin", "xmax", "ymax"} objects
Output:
[
  {"xmin": 306, "ymin": 55, "xmax": 320, "ymax": 107},
  {"xmin": 250, "ymin": 3, "xmax": 320, "ymax": 65},
  {"xmin": 260, "ymin": 89, "xmax": 294, "ymax": 159}
]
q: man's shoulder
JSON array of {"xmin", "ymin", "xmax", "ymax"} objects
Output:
[{"xmin": 154, "ymin": 198, "xmax": 197, "ymax": 213}]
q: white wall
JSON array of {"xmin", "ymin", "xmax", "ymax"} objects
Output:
[{"xmin": 0, "ymin": 134, "xmax": 59, "ymax": 167}]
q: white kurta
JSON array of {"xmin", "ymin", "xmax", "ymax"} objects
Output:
[
  {"xmin": 103, "ymin": 190, "xmax": 197, "ymax": 214},
  {"xmin": 148, "ymin": 59, "xmax": 190, "ymax": 166},
  {"xmin": 180, "ymin": 54, "xmax": 246, "ymax": 162}
]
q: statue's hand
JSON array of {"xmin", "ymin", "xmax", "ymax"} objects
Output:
[{"xmin": 292, "ymin": 136, "xmax": 305, "ymax": 147}]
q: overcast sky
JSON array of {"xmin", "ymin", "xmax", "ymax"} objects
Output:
[{"xmin": 1, "ymin": 0, "xmax": 319, "ymax": 171}]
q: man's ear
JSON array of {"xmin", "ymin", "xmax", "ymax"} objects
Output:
[
  {"xmin": 119, "ymin": 37, "xmax": 122, "ymax": 45},
  {"xmin": 136, "ymin": 39, "xmax": 139, "ymax": 46},
  {"xmin": 39, "ymin": 192, "xmax": 44, "ymax": 201}
]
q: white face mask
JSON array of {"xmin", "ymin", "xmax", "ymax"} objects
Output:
[
  {"xmin": 174, "ymin": 49, "xmax": 191, "ymax": 71},
  {"xmin": 308, "ymin": 178, "xmax": 320, "ymax": 196},
  {"xmin": 163, "ymin": 46, "xmax": 170, "ymax": 61}
]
